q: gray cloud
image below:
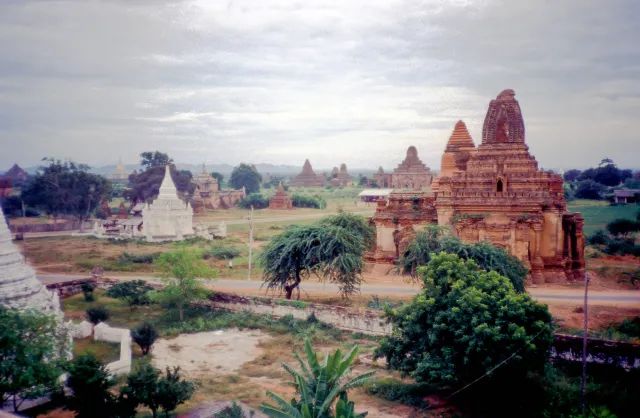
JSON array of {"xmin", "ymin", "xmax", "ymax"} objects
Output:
[{"xmin": 0, "ymin": 0, "xmax": 638, "ymax": 172}]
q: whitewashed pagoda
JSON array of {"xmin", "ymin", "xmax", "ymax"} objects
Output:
[
  {"xmin": 142, "ymin": 165, "xmax": 194, "ymax": 241},
  {"xmin": 0, "ymin": 209, "xmax": 61, "ymax": 313}
]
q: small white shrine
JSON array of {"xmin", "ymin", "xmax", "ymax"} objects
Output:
[{"xmin": 142, "ymin": 165, "xmax": 194, "ymax": 242}]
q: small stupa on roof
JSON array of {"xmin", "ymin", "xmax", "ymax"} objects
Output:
[
  {"xmin": 432, "ymin": 120, "xmax": 476, "ymax": 191},
  {"xmin": 289, "ymin": 159, "xmax": 325, "ymax": 187},
  {"xmin": 269, "ymin": 182, "xmax": 293, "ymax": 210},
  {"xmin": 0, "ymin": 208, "xmax": 61, "ymax": 313},
  {"xmin": 142, "ymin": 165, "xmax": 193, "ymax": 241}
]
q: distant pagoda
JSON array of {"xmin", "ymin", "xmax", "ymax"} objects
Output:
[{"xmin": 289, "ymin": 159, "xmax": 326, "ymax": 187}]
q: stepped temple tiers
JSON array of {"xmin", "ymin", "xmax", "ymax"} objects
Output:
[
  {"xmin": 269, "ymin": 182, "xmax": 293, "ymax": 210},
  {"xmin": 192, "ymin": 164, "xmax": 246, "ymax": 212},
  {"xmin": 389, "ymin": 146, "xmax": 434, "ymax": 189},
  {"xmin": 108, "ymin": 158, "xmax": 130, "ymax": 183},
  {"xmin": 0, "ymin": 209, "xmax": 61, "ymax": 313},
  {"xmin": 289, "ymin": 159, "xmax": 326, "ymax": 187},
  {"xmin": 369, "ymin": 90, "xmax": 585, "ymax": 284},
  {"xmin": 142, "ymin": 165, "xmax": 194, "ymax": 241},
  {"xmin": 372, "ymin": 166, "xmax": 387, "ymax": 187}
]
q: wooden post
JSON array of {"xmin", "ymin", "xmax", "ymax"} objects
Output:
[
  {"xmin": 247, "ymin": 205, "xmax": 254, "ymax": 281},
  {"xmin": 581, "ymin": 271, "xmax": 589, "ymax": 415}
]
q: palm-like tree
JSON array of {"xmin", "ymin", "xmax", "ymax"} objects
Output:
[{"xmin": 260, "ymin": 340, "xmax": 376, "ymax": 418}]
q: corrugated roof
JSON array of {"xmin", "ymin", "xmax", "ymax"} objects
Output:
[
  {"xmin": 614, "ymin": 189, "xmax": 640, "ymax": 197},
  {"xmin": 358, "ymin": 188, "xmax": 393, "ymax": 197}
]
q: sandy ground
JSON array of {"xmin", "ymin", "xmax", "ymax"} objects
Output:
[{"xmin": 152, "ymin": 329, "xmax": 272, "ymax": 375}]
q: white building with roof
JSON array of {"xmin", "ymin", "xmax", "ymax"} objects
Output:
[{"xmin": 142, "ymin": 165, "xmax": 194, "ymax": 241}]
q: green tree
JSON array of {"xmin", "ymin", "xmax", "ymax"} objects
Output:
[
  {"xmin": 606, "ymin": 218, "xmax": 640, "ymax": 237},
  {"xmin": 86, "ymin": 305, "xmax": 110, "ymax": 325},
  {"xmin": 140, "ymin": 151, "xmax": 173, "ymax": 170},
  {"xmin": 260, "ymin": 223, "xmax": 367, "ymax": 300},
  {"xmin": 132, "ymin": 321, "xmax": 159, "ymax": 356},
  {"xmin": 124, "ymin": 164, "xmax": 194, "ymax": 205},
  {"xmin": 563, "ymin": 169, "xmax": 581, "ymax": 182},
  {"xmin": 319, "ymin": 211, "xmax": 375, "ymax": 248},
  {"xmin": 229, "ymin": 163, "xmax": 262, "ymax": 194},
  {"xmin": 81, "ymin": 281, "xmax": 96, "ymax": 302},
  {"xmin": 574, "ymin": 180, "xmax": 605, "ymax": 200},
  {"xmin": 211, "ymin": 172, "xmax": 224, "ymax": 185},
  {"xmin": 21, "ymin": 158, "xmax": 113, "ymax": 230},
  {"xmin": 66, "ymin": 353, "xmax": 117, "ymax": 418},
  {"xmin": 399, "ymin": 227, "xmax": 528, "ymax": 292},
  {"xmin": 359, "ymin": 176, "xmax": 368, "ymax": 187},
  {"xmin": 261, "ymin": 340, "xmax": 374, "ymax": 418},
  {"xmin": 124, "ymin": 362, "xmax": 194, "ymax": 418},
  {"xmin": 152, "ymin": 246, "xmax": 216, "ymax": 321},
  {"xmin": 0, "ymin": 308, "xmax": 66, "ymax": 412},
  {"xmin": 106, "ymin": 280, "xmax": 154, "ymax": 309},
  {"xmin": 239, "ymin": 193, "xmax": 269, "ymax": 209},
  {"xmin": 375, "ymin": 253, "xmax": 553, "ymax": 415}
]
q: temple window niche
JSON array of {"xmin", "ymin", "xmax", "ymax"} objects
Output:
[{"xmin": 496, "ymin": 178, "xmax": 505, "ymax": 192}]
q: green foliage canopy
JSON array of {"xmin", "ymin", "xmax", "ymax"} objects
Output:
[
  {"xmin": 239, "ymin": 193, "xmax": 269, "ymax": 209},
  {"xmin": 21, "ymin": 158, "xmax": 113, "ymax": 228},
  {"xmin": 606, "ymin": 218, "xmax": 640, "ymax": 237},
  {"xmin": 66, "ymin": 353, "xmax": 118, "ymax": 418},
  {"xmin": 260, "ymin": 222, "xmax": 367, "ymax": 300},
  {"xmin": 140, "ymin": 151, "xmax": 173, "ymax": 170},
  {"xmin": 230, "ymin": 163, "xmax": 262, "ymax": 194},
  {"xmin": 574, "ymin": 179, "xmax": 605, "ymax": 200},
  {"xmin": 124, "ymin": 164, "xmax": 194, "ymax": 205},
  {"xmin": 0, "ymin": 308, "xmax": 66, "ymax": 412},
  {"xmin": 375, "ymin": 253, "xmax": 553, "ymax": 391},
  {"xmin": 132, "ymin": 322, "xmax": 159, "ymax": 356},
  {"xmin": 399, "ymin": 226, "xmax": 528, "ymax": 292},
  {"xmin": 152, "ymin": 246, "xmax": 216, "ymax": 320}
]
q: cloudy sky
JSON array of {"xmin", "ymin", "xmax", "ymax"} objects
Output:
[{"xmin": 1, "ymin": 0, "xmax": 638, "ymax": 172}]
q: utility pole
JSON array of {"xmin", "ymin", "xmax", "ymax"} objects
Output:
[
  {"xmin": 581, "ymin": 271, "xmax": 590, "ymax": 416},
  {"xmin": 247, "ymin": 205, "xmax": 254, "ymax": 281}
]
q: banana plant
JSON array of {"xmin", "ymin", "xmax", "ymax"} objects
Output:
[{"xmin": 260, "ymin": 340, "xmax": 375, "ymax": 418}]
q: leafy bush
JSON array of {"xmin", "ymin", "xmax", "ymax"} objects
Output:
[
  {"xmin": 291, "ymin": 193, "xmax": 326, "ymax": 209},
  {"xmin": 376, "ymin": 253, "xmax": 553, "ymax": 416},
  {"xmin": 367, "ymin": 295, "xmax": 404, "ymax": 310},
  {"xmin": 364, "ymin": 378, "xmax": 432, "ymax": 409},
  {"xmin": 81, "ymin": 281, "xmax": 96, "ymax": 302},
  {"xmin": 105, "ymin": 280, "xmax": 154, "ymax": 308},
  {"xmin": 603, "ymin": 238, "xmax": 640, "ymax": 257},
  {"xmin": 606, "ymin": 218, "xmax": 640, "ymax": 237},
  {"xmin": 239, "ymin": 193, "xmax": 269, "ymax": 209},
  {"xmin": 85, "ymin": 305, "xmax": 110, "ymax": 325},
  {"xmin": 213, "ymin": 401, "xmax": 254, "ymax": 418},
  {"xmin": 617, "ymin": 316, "xmax": 640, "ymax": 339},
  {"xmin": 587, "ymin": 229, "xmax": 610, "ymax": 245},
  {"xmin": 204, "ymin": 246, "xmax": 241, "ymax": 260},
  {"xmin": 574, "ymin": 180, "xmax": 605, "ymax": 200},
  {"xmin": 132, "ymin": 322, "xmax": 159, "ymax": 355},
  {"xmin": 117, "ymin": 252, "xmax": 161, "ymax": 264}
]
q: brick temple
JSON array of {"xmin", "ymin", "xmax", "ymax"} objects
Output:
[
  {"xmin": 269, "ymin": 182, "xmax": 293, "ymax": 210},
  {"xmin": 388, "ymin": 146, "xmax": 434, "ymax": 189},
  {"xmin": 370, "ymin": 90, "xmax": 585, "ymax": 284},
  {"xmin": 191, "ymin": 164, "xmax": 246, "ymax": 212},
  {"xmin": 289, "ymin": 159, "xmax": 326, "ymax": 188}
]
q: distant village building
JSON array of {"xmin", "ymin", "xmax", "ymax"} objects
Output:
[
  {"xmin": 358, "ymin": 188, "xmax": 393, "ymax": 203},
  {"xmin": 108, "ymin": 158, "xmax": 130, "ymax": 183},
  {"xmin": 142, "ymin": 165, "xmax": 194, "ymax": 241},
  {"xmin": 191, "ymin": 164, "xmax": 246, "ymax": 212},
  {"xmin": 289, "ymin": 159, "xmax": 326, "ymax": 188},
  {"xmin": 269, "ymin": 183, "xmax": 293, "ymax": 210},
  {"xmin": 614, "ymin": 189, "xmax": 640, "ymax": 203}
]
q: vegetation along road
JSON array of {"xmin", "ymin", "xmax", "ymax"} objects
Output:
[{"xmin": 38, "ymin": 274, "xmax": 640, "ymax": 305}]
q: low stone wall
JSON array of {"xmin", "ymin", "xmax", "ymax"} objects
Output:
[
  {"xmin": 51, "ymin": 278, "xmax": 640, "ymax": 369},
  {"xmin": 10, "ymin": 221, "xmax": 93, "ymax": 233},
  {"xmin": 94, "ymin": 322, "xmax": 132, "ymax": 376}
]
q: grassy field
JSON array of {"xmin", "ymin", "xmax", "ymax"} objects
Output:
[{"xmin": 567, "ymin": 200, "xmax": 638, "ymax": 235}]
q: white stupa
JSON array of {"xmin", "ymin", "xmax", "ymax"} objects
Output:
[
  {"xmin": 0, "ymin": 209, "xmax": 61, "ymax": 313},
  {"xmin": 142, "ymin": 165, "xmax": 194, "ymax": 241}
]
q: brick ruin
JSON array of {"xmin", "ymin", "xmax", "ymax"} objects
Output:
[
  {"xmin": 268, "ymin": 182, "xmax": 293, "ymax": 210},
  {"xmin": 289, "ymin": 159, "xmax": 326, "ymax": 187},
  {"xmin": 387, "ymin": 146, "xmax": 434, "ymax": 189},
  {"xmin": 191, "ymin": 164, "xmax": 246, "ymax": 212},
  {"xmin": 370, "ymin": 90, "xmax": 585, "ymax": 284}
]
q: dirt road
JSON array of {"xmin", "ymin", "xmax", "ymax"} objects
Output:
[{"xmin": 38, "ymin": 273, "xmax": 640, "ymax": 305}]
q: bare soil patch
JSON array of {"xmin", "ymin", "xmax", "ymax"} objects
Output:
[{"xmin": 152, "ymin": 329, "xmax": 272, "ymax": 375}]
